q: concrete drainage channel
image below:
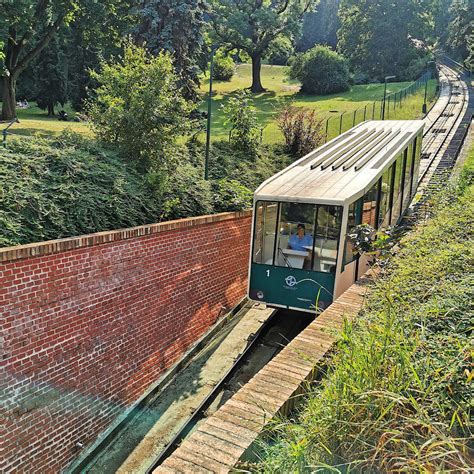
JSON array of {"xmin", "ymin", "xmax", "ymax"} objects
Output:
[{"xmin": 69, "ymin": 301, "xmax": 313, "ymax": 473}]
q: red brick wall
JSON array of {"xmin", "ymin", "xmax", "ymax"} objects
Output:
[{"xmin": 0, "ymin": 211, "xmax": 252, "ymax": 473}]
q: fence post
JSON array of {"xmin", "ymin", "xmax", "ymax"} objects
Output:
[
  {"xmin": 339, "ymin": 113, "xmax": 343, "ymax": 135},
  {"xmin": 363, "ymin": 104, "xmax": 367, "ymax": 121},
  {"xmin": 352, "ymin": 109, "xmax": 357, "ymax": 126},
  {"xmin": 325, "ymin": 118, "xmax": 329, "ymax": 143},
  {"xmin": 387, "ymin": 97, "xmax": 390, "ymax": 118},
  {"xmin": 372, "ymin": 101, "xmax": 376, "ymax": 119}
]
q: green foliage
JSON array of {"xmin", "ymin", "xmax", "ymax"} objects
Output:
[
  {"xmin": 221, "ymin": 90, "xmax": 260, "ymax": 153},
  {"xmin": 34, "ymin": 37, "xmax": 67, "ymax": 116},
  {"xmin": 212, "ymin": 179, "xmax": 253, "ymax": 212},
  {"xmin": 259, "ymin": 173, "xmax": 474, "ymax": 471},
  {"xmin": 0, "ymin": 132, "xmax": 161, "ymax": 247},
  {"xmin": 290, "ymin": 45, "xmax": 350, "ymax": 94},
  {"xmin": 446, "ymin": 0, "xmax": 474, "ymax": 64},
  {"xmin": 337, "ymin": 0, "xmax": 426, "ymax": 81},
  {"xmin": 298, "ymin": 0, "xmax": 340, "ymax": 51},
  {"xmin": 135, "ymin": 0, "xmax": 208, "ymax": 101},
  {"xmin": 159, "ymin": 162, "xmax": 213, "ymax": 220},
  {"xmin": 266, "ymin": 36, "xmax": 295, "ymax": 66},
  {"xmin": 212, "ymin": 52, "xmax": 235, "ymax": 81},
  {"xmin": 88, "ymin": 42, "xmax": 194, "ymax": 172}
]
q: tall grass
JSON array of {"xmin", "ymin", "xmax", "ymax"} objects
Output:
[{"xmin": 257, "ymin": 163, "xmax": 473, "ymax": 472}]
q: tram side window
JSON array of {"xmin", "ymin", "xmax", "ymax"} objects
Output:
[
  {"xmin": 378, "ymin": 166, "xmax": 393, "ymax": 228},
  {"xmin": 404, "ymin": 142, "xmax": 415, "ymax": 207},
  {"xmin": 391, "ymin": 152, "xmax": 404, "ymax": 225},
  {"xmin": 411, "ymin": 133, "xmax": 422, "ymax": 192},
  {"xmin": 252, "ymin": 201, "xmax": 278, "ymax": 265},
  {"xmin": 362, "ymin": 183, "xmax": 378, "ymax": 227},
  {"xmin": 275, "ymin": 202, "xmax": 316, "ymax": 269},
  {"xmin": 313, "ymin": 206, "xmax": 342, "ymax": 273},
  {"xmin": 344, "ymin": 200, "xmax": 361, "ymax": 265}
]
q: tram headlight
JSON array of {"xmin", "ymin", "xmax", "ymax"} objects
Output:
[{"xmin": 256, "ymin": 290, "xmax": 264, "ymax": 300}]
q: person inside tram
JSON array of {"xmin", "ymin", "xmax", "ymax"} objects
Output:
[{"xmin": 288, "ymin": 223, "xmax": 313, "ymax": 252}]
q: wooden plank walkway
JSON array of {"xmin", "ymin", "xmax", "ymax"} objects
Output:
[{"xmin": 154, "ymin": 273, "xmax": 374, "ymax": 473}]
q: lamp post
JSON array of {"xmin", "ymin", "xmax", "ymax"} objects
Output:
[
  {"xmin": 381, "ymin": 75, "xmax": 396, "ymax": 120},
  {"xmin": 204, "ymin": 46, "xmax": 217, "ymax": 180},
  {"xmin": 422, "ymin": 61, "xmax": 435, "ymax": 115}
]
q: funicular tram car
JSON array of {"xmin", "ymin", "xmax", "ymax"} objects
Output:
[{"xmin": 248, "ymin": 120, "xmax": 424, "ymax": 313}]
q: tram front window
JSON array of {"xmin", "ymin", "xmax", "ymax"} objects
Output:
[
  {"xmin": 313, "ymin": 206, "xmax": 342, "ymax": 273},
  {"xmin": 275, "ymin": 203, "xmax": 315, "ymax": 269}
]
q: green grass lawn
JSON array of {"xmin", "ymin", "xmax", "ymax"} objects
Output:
[
  {"xmin": 200, "ymin": 64, "xmax": 438, "ymax": 143},
  {"xmin": 2, "ymin": 64, "xmax": 438, "ymax": 143},
  {"xmin": 2, "ymin": 103, "xmax": 90, "ymax": 138}
]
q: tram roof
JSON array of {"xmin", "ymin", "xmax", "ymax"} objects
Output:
[{"xmin": 255, "ymin": 120, "xmax": 424, "ymax": 206}]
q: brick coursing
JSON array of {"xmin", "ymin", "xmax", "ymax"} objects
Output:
[{"xmin": 0, "ymin": 211, "xmax": 252, "ymax": 473}]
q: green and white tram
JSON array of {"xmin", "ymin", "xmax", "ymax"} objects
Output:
[{"xmin": 248, "ymin": 120, "xmax": 424, "ymax": 313}]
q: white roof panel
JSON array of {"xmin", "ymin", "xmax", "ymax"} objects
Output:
[{"xmin": 255, "ymin": 120, "xmax": 424, "ymax": 205}]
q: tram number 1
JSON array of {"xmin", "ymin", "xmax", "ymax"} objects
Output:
[{"xmin": 266, "ymin": 270, "xmax": 270, "ymax": 277}]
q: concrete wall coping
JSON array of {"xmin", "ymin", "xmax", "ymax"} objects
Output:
[{"xmin": 0, "ymin": 210, "xmax": 253, "ymax": 263}]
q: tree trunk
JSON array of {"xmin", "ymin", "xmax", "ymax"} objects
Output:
[
  {"xmin": 47, "ymin": 103, "xmax": 55, "ymax": 116},
  {"xmin": 250, "ymin": 54, "xmax": 265, "ymax": 93},
  {"xmin": 1, "ymin": 75, "xmax": 17, "ymax": 121}
]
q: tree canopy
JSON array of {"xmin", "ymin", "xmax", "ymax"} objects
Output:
[
  {"xmin": 210, "ymin": 0, "xmax": 316, "ymax": 92},
  {"xmin": 337, "ymin": 0, "xmax": 427, "ymax": 80}
]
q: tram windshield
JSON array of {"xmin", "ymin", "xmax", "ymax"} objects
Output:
[{"xmin": 253, "ymin": 201, "xmax": 342, "ymax": 273}]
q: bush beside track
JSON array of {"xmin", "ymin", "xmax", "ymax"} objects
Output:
[{"xmin": 258, "ymin": 150, "xmax": 473, "ymax": 471}]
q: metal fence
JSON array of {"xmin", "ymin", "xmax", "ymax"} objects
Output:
[{"xmin": 322, "ymin": 71, "xmax": 433, "ymax": 143}]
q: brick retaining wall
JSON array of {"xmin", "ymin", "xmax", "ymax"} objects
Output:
[{"xmin": 0, "ymin": 211, "xmax": 252, "ymax": 472}]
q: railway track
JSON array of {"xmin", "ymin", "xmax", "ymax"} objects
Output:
[
  {"xmin": 416, "ymin": 61, "xmax": 472, "ymax": 198},
  {"xmin": 74, "ymin": 59, "xmax": 472, "ymax": 474}
]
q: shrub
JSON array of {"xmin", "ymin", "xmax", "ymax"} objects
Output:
[
  {"xmin": 277, "ymin": 105, "xmax": 326, "ymax": 157},
  {"xmin": 87, "ymin": 42, "xmax": 194, "ymax": 173},
  {"xmin": 159, "ymin": 162, "xmax": 213, "ymax": 220},
  {"xmin": 212, "ymin": 52, "xmax": 235, "ymax": 81},
  {"xmin": 290, "ymin": 45, "xmax": 350, "ymax": 95},
  {"xmin": 212, "ymin": 179, "xmax": 253, "ymax": 212},
  {"xmin": 0, "ymin": 133, "xmax": 161, "ymax": 247},
  {"xmin": 221, "ymin": 90, "xmax": 260, "ymax": 153}
]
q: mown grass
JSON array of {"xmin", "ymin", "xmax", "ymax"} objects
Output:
[
  {"xmin": 256, "ymin": 153, "xmax": 473, "ymax": 471},
  {"xmin": 200, "ymin": 64, "xmax": 438, "ymax": 143},
  {"xmin": 2, "ymin": 64, "xmax": 437, "ymax": 141},
  {"xmin": 3, "ymin": 103, "xmax": 90, "ymax": 138}
]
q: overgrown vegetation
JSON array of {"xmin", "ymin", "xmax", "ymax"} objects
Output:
[
  {"xmin": 258, "ymin": 161, "xmax": 474, "ymax": 471},
  {"xmin": 0, "ymin": 133, "xmax": 161, "ymax": 247}
]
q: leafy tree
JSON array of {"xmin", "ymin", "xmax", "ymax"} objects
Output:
[
  {"xmin": 135, "ymin": 0, "xmax": 208, "ymax": 101},
  {"xmin": 34, "ymin": 36, "xmax": 67, "ymax": 116},
  {"xmin": 0, "ymin": 0, "xmax": 127, "ymax": 120},
  {"xmin": 298, "ymin": 0, "xmax": 340, "ymax": 51},
  {"xmin": 446, "ymin": 0, "xmax": 473, "ymax": 64},
  {"xmin": 212, "ymin": 51, "xmax": 235, "ymax": 81},
  {"xmin": 87, "ymin": 43, "xmax": 194, "ymax": 173},
  {"xmin": 210, "ymin": 0, "xmax": 316, "ymax": 92},
  {"xmin": 290, "ymin": 44, "xmax": 349, "ymax": 94},
  {"xmin": 337, "ymin": 0, "xmax": 425, "ymax": 80},
  {"xmin": 221, "ymin": 90, "xmax": 260, "ymax": 153},
  {"xmin": 266, "ymin": 35, "xmax": 295, "ymax": 65}
]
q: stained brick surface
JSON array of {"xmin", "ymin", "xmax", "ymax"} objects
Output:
[{"xmin": 0, "ymin": 211, "xmax": 252, "ymax": 473}]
